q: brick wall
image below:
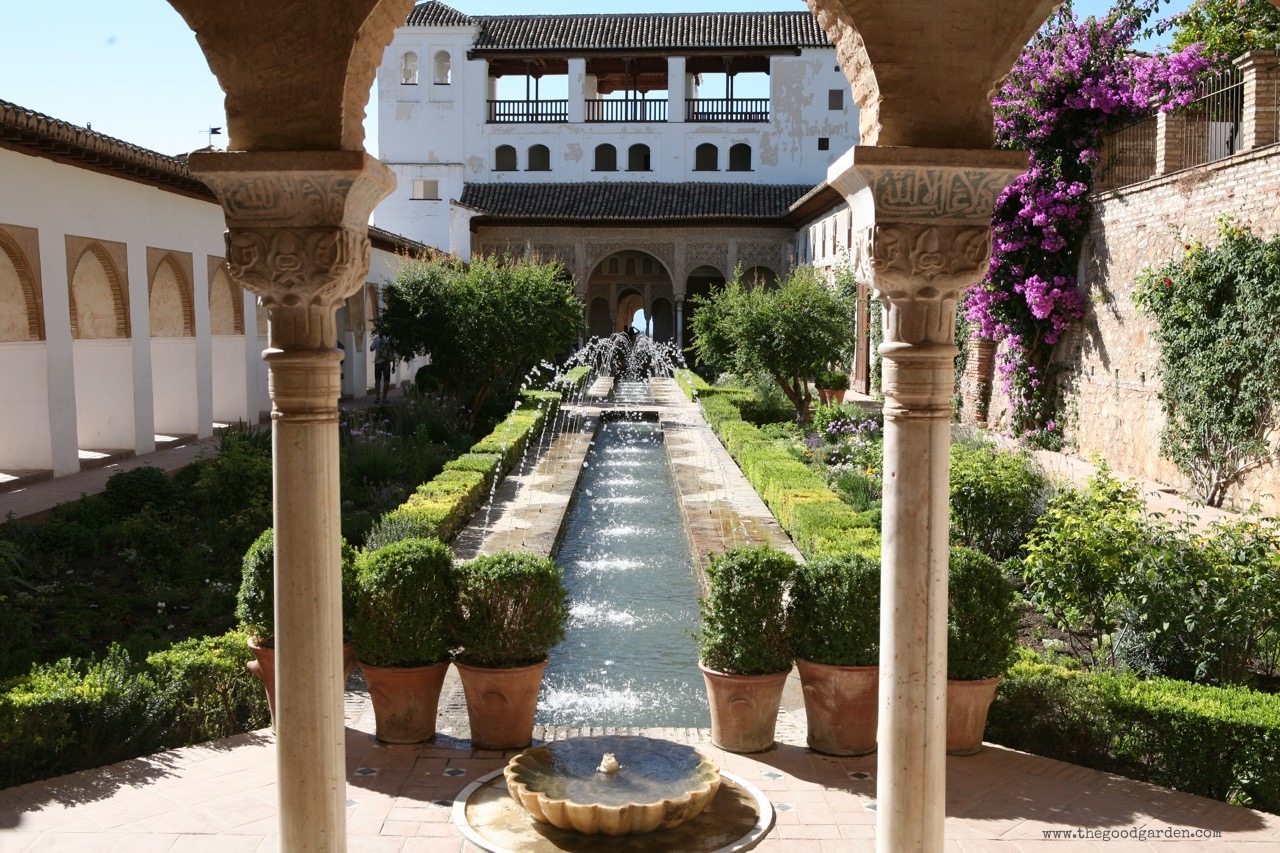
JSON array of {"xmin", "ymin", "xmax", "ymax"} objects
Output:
[{"xmin": 989, "ymin": 142, "xmax": 1280, "ymax": 511}]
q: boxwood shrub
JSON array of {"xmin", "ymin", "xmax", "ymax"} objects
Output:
[
  {"xmin": 988, "ymin": 651, "xmax": 1280, "ymax": 812},
  {"xmin": 0, "ymin": 629, "xmax": 268, "ymax": 788}
]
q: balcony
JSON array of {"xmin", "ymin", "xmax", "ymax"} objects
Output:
[
  {"xmin": 487, "ymin": 99, "xmax": 569, "ymax": 123},
  {"xmin": 686, "ymin": 98, "xmax": 770, "ymax": 122},
  {"xmin": 585, "ymin": 98, "xmax": 668, "ymax": 123}
]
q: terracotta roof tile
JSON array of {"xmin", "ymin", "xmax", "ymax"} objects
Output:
[
  {"xmin": 405, "ymin": 2, "xmax": 475, "ymax": 27},
  {"xmin": 459, "ymin": 182, "xmax": 813, "ymax": 223},
  {"xmin": 405, "ymin": 3, "xmax": 830, "ymax": 51}
]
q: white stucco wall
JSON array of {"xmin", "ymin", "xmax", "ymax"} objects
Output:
[
  {"xmin": 211, "ymin": 335, "xmax": 249, "ymax": 424},
  {"xmin": 72, "ymin": 339, "xmax": 135, "ymax": 450},
  {"xmin": 0, "ymin": 344, "xmax": 52, "ymax": 469},
  {"xmin": 151, "ymin": 337, "xmax": 199, "ymax": 436}
]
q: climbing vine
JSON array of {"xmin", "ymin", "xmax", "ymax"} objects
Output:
[
  {"xmin": 964, "ymin": 0, "xmax": 1209, "ymax": 446},
  {"xmin": 1135, "ymin": 219, "xmax": 1280, "ymax": 507}
]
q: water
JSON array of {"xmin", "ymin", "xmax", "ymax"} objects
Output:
[{"xmin": 537, "ymin": 415, "xmax": 709, "ymax": 729}]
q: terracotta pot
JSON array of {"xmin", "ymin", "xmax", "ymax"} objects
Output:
[
  {"xmin": 246, "ymin": 640, "xmax": 277, "ymax": 730},
  {"xmin": 796, "ymin": 659, "xmax": 878, "ymax": 756},
  {"xmin": 359, "ymin": 660, "xmax": 451, "ymax": 744},
  {"xmin": 246, "ymin": 640, "xmax": 358, "ymax": 732},
  {"xmin": 946, "ymin": 676, "xmax": 1003, "ymax": 756},
  {"xmin": 699, "ymin": 662, "xmax": 788, "ymax": 753},
  {"xmin": 455, "ymin": 658, "xmax": 550, "ymax": 750}
]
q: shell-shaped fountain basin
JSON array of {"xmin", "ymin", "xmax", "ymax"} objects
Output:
[{"xmin": 503, "ymin": 735, "xmax": 721, "ymax": 836}]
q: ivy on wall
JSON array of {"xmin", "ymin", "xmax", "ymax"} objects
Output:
[{"xmin": 1135, "ymin": 219, "xmax": 1280, "ymax": 507}]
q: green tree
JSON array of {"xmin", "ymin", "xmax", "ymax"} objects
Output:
[
  {"xmin": 1135, "ymin": 220, "xmax": 1280, "ymax": 507},
  {"xmin": 376, "ymin": 255, "xmax": 584, "ymax": 429},
  {"xmin": 1169, "ymin": 0, "xmax": 1280, "ymax": 65},
  {"xmin": 690, "ymin": 267, "xmax": 852, "ymax": 426}
]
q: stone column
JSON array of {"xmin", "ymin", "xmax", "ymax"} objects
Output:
[
  {"xmin": 675, "ymin": 297, "xmax": 684, "ymax": 348},
  {"xmin": 187, "ymin": 150, "xmax": 394, "ymax": 853},
  {"xmin": 1236, "ymin": 50, "xmax": 1280, "ymax": 152},
  {"xmin": 832, "ymin": 146, "xmax": 1024, "ymax": 853}
]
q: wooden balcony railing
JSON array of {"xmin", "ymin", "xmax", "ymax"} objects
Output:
[
  {"xmin": 487, "ymin": 99, "xmax": 569, "ymax": 123},
  {"xmin": 585, "ymin": 98, "xmax": 668, "ymax": 123},
  {"xmin": 686, "ymin": 98, "xmax": 770, "ymax": 122}
]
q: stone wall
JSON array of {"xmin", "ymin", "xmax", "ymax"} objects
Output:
[{"xmin": 990, "ymin": 142, "xmax": 1280, "ymax": 510}]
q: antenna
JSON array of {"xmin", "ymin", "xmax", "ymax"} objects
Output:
[{"xmin": 201, "ymin": 126, "xmax": 223, "ymax": 148}]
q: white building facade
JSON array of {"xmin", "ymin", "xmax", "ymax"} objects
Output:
[{"xmin": 374, "ymin": 2, "xmax": 859, "ymax": 345}]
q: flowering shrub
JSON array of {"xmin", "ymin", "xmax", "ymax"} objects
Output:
[{"xmin": 966, "ymin": 0, "xmax": 1209, "ymax": 445}]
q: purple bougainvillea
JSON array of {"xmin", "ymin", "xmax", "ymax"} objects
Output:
[{"xmin": 964, "ymin": 0, "xmax": 1209, "ymax": 446}]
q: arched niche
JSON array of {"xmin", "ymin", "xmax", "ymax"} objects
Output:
[
  {"xmin": 209, "ymin": 263, "xmax": 244, "ymax": 336},
  {"xmin": 433, "ymin": 50, "xmax": 451, "ymax": 85},
  {"xmin": 495, "ymin": 144, "xmax": 518, "ymax": 171},
  {"xmin": 594, "ymin": 143, "xmax": 617, "ymax": 172},
  {"xmin": 150, "ymin": 253, "xmax": 194, "ymax": 337},
  {"xmin": 401, "ymin": 51, "xmax": 419, "ymax": 85},
  {"xmin": 651, "ymin": 297, "xmax": 674, "ymax": 342},
  {"xmin": 588, "ymin": 296, "xmax": 612, "ymax": 340},
  {"xmin": 0, "ymin": 227, "xmax": 43, "ymax": 342},
  {"xmin": 742, "ymin": 265, "xmax": 778, "ymax": 289},
  {"xmin": 69, "ymin": 242, "xmax": 129, "ymax": 340}
]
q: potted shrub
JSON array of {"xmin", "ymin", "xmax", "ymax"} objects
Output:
[
  {"xmin": 814, "ymin": 368, "xmax": 849, "ymax": 406},
  {"xmin": 788, "ymin": 552, "xmax": 880, "ymax": 755},
  {"xmin": 351, "ymin": 537, "xmax": 457, "ymax": 744},
  {"xmin": 697, "ymin": 546, "xmax": 795, "ymax": 753},
  {"xmin": 947, "ymin": 547, "xmax": 1020, "ymax": 755},
  {"xmin": 452, "ymin": 551, "xmax": 570, "ymax": 750},
  {"xmin": 236, "ymin": 530, "xmax": 360, "ymax": 729}
]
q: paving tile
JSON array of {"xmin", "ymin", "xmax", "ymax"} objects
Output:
[
  {"xmin": 106, "ymin": 834, "xmax": 182, "ymax": 852},
  {"xmin": 170, "ymin": 835, "xmax": 262, "ymax": 853}
]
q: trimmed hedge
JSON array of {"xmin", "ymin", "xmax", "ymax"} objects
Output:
[
  {"xmin": 0, "ymin": 629, "xmax": 268, "ymax": 788},
  {"xmin": 471, "ymin": 408, "xmax": 547, "ymax": 473},
  {"xmin": 698, "ymin": 384, "xmax": 877, "ymax": 560},
  {"xmin": 988, "ymin": 652, "xmax": 1280, "ymax": 812},
  {"xmin": 442, "ymin": 452, "xmax": 504, "ymax": 491},
  {"xmin": 555, "ymin": 365, "xmax": 591, "ymax": 396}
]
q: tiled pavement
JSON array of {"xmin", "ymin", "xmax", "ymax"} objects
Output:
[
  {"xmin": 3, "ymin": 384, "xmax": 1278, "ymax": 849},
  {"xmin": 3, "ymin": 719, "xmax": 1278, "ymax": 852}
]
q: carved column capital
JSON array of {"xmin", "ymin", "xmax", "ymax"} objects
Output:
[
  {"xmin": 187, "ymin": 151, "xmax": 395, "ymax": 352},
  {"xmin": 833, "ymin": 147, "xmax": 1026, "ymax": 350}
]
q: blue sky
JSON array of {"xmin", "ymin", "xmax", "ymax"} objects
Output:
[{"xmin": 0, "ymin": 1, "xmax": 1188, "ymax": 157}]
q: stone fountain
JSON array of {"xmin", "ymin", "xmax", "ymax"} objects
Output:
[{"xmin": 453, "ymin": 735, "xmax": 773, "ymax": 852}]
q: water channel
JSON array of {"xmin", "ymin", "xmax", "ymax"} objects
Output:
[{"xmin": 536, "ymin": 384, "xmax": 709, "ymax": 729}]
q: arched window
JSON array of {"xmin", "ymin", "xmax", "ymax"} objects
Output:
[
  {"xmin": 694, "ymin": 143, "xmax": 718, "ymax": 171},
  {"xmin": 627, "ymin": 143, "xmax": 651, "ymax": 172},
  {"xmin": 400, "ymin": 52, "xmax": 419, "ymax": 85},
  {"xmin": 434, "ymin": 51, "xmax": 451, "ymax": 85},
  {"xmin": 495, "ymin": 144, "xmax": 517, "ymax": 171},
  {"xmin": 527, "ymin": 144, "xmax": 551, "ymax": 171},
  {"xmin": 728, "ymin": 143, "xmax": 752, "ymax": 172},
  {"xmin": 594, "ymin": 143, "xmax": 617, "ymax": 172},
  {"xmin": 608, "ymin": 258, "xmax": 620, "ymax": 274},
  {"xmin": 625, "ymin": 258, "xmax": 636, "ymax": 275}
]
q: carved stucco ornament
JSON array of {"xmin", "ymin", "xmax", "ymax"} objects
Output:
[{"xmin": 187, "ymin": 151, "xmax": 395, "ymax": 352}]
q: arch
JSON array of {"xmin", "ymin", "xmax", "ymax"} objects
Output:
[
  {"xmin": 742, "ymin": 265, "xmax": 778, "ymax": 289},
  {"xmin": 728, "ymin": 142, "xmax": 752, "ymax": 172},
  {"xmin": 433, "ymin": 50, "xmax": 451, "ymax": 85},
  {"xmin": 0, "ymin": 227, "xmax": 43, "ymax": 341},
  {"xmin": 588, "ymin": 297, "xmax": 612, "ymax": 340},
  {"xmin": 401, "ymin": 52, "xmax": 419, "ymax": 85},
  {"xmin": 150, "ymin": 254, "xmax": 195, "ymax": 337},
  {"xmin": 694, "ymin": 143, "xmax": 718, "ymax": 171},
  {"xmin": 627, "ymin": 143, "xmax": 651, "ymax": 172},
  {"xmin": 617, "ymin": 290, "xmax": 646, "ymax": 333},
  {"xmin": 495, "ymin": 144, "xmax": 517, "ymax": 171},
  {"xmin": 527, "ymin": 144, "xmax": 551, "ymax": 171},
  {"xmin": 594, "ymin": 143, "xmax": 617, "ymax": 172},
  {"xmin": 69, "ymin": 243, "xmax": 128, "ymax": 339},
  {"xmin": 209, "ymin": 263, "xmax": 244, "ymax": 335},
  {"xmin": 651, "ymin": 297, "xmax": 674, "ymax": 342}
]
